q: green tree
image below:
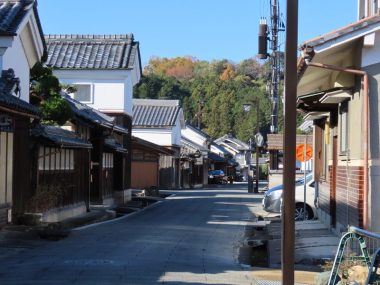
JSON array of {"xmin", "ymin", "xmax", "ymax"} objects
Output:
[{"xmin": 30, "ymin": 62, "xmax": 72, "ymax": 125}]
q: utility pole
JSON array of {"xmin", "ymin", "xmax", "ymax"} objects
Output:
[{"xmin": 258, "ymin": 0, "xmax": 284, "ymax": 170}]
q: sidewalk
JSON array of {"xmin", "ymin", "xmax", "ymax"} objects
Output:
[{"xmin": 246, "ymin": 197, "xmax": 339, "ymax": 285}]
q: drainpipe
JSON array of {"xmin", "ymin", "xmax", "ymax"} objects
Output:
[{"xmin": 304, "ymin": 60, "xmax": 369, "ymax": 229}]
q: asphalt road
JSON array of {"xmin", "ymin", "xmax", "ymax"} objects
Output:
[{"xmin": 0, "ymin": 184, "xmax": 264, "ymax": 285}]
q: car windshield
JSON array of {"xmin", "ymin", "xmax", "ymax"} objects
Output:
[
  {"xmin": 295, "ymin": 173, "xmax": 313, "ymax": 186},
  {"xmin": 266, "ymin": 173, "xmax": 313, "ymax": 194}
]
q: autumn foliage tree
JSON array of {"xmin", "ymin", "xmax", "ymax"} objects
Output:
[{"xmin": 134, "ymin": 56, "xmax": 283, "ymax": 143}]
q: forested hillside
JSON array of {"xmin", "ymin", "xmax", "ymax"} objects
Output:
[{"xmin": 133, "ymin": 56, "xmax": 287, "ymax": 143}]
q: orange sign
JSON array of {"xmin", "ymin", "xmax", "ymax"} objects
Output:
[{"xmin": 296, "ymin": 144, "xmax": 313, "ymax": 161}]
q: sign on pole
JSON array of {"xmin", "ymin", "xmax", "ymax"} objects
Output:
[{"xmin": 296, "ymin": 143, "xmax": 312, "ymax": 161}]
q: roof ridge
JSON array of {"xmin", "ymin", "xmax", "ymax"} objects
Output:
[
  {"xmin": 45, "ymin": 34, "xmax": 134, "ymax": 42},
  {"xmin": 133, "ymin": 98, "xmax": 180, "ymax": 107}
]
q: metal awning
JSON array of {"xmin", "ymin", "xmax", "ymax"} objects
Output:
[
  {"xmin": 320, "ymin": 89, "xmax": 352, "ymax": 104},
  {"xmin": 303, "ymin": 111, "xmax": 330, "ymax": 121}
]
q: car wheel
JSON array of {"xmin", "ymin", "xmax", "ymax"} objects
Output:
[{"xmin": 294, "ymin": 204, "xmax": 313, "ymax": 221}]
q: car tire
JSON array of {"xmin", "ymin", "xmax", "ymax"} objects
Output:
[{"xmin": 294, "ymin": 203, "xmax": 313, "ymax": 221}]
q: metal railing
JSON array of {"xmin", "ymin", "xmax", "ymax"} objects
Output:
[{"xmin": 328, "ymin": 226, "xmax": 380, "ymax": 284}]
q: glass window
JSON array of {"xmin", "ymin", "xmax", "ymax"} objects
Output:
[{"xmin": 73, "ymin": 84, "xmax": 92, "ymax": 103}]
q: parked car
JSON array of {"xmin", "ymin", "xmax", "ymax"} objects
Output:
[
  {"xmin": 262, "ymin": 173, "xmax": 316, "ymax": 221},
  {"xmin": 208, "ymin": 169, "xmax": 226, "ymax": 184}
]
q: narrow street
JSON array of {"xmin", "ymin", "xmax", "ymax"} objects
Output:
[{"xmin": 0, "ymin": 184, "xmax": 264, "ymax": 285}]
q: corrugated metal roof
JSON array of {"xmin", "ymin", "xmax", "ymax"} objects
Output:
[
  {"xmin": 31, "ymin": 125, "xmax": 92, "ymax": 149},
  {"xmin": 45, "ymin": 34, "xmax": 140, "ymax": 70},
  {"xmin": 61, "ymin": 92, "xmax": 128, "ymax": 134},
  {"xmin": 132, "ymin": 99, "xmax": 181, "ymax": 127},
  {"xmin": 0, "ymin": 69, "xmax": 40, "ymax": 117},
  {"xmin": 0, "ymin": 0, "xmax": 46, "ymax": 49}
]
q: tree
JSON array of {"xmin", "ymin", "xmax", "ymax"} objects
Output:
[{"xmin": 30, "ymin": 62, "xmax": 72, "ymax": 125}]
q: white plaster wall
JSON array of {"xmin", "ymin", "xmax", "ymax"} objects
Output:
[
  {"xmin": 210, "ymin": 144, "xmax": 225, "ymax": 156},
  {"xmin": 3, "ymin": 37, "xmax": 30, "ymax": 102},
  {"xmin": 93, "ymin": 82, "xmax": 124, "ymax": 112},
  {"xmin": 181, "ymin": 127, "xmax": 207, "ymax": 146},
  {"xmin": 53, "ymin": 70, "xmax": 132, "ymax": 116},
  {"xmin": 132, "ymin": 129, "xmax": 173, "ymax": 146},
  {"xmin": 172, "ymin": 122, "xmax": 182, "ymax": 146},
  {"xmin": 124, "ymin": 76, "xmax": 133, "ymax": 115},
  {"xmin": 362, "ymin": 31, "xmax": 380, "ymax": 67}
]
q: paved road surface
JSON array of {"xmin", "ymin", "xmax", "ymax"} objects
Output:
[{"xmin": 0, "ymin": 184, "xmax": 264, "ymax": 284}]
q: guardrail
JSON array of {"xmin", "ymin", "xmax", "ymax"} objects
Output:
[{"xmin": 328, "ymin": 226, "xmax": 380, "ymax": 284}]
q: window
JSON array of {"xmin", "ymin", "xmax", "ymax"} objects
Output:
[
  {"xmin": 73, "ymin": 84, "xmax": 92, "ymax": 103},
  {"xmin": 339, "ymin": 102, "xmax": 349, "ymax": 155},
  {"xmin": 0, "ymin": 132, "xmax": 13, "ymax": 204},
  {"xmin": 102, "ymin": 153, "xmax": 114, "ymax": 168},
  {"xmin": 38, "ymin": 147, "xmax": 74, "ymax": 170}
]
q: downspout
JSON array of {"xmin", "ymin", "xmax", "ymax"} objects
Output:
[{"xmin": 304, "ymin": 61, "xmax": 369, "ymax": 229}]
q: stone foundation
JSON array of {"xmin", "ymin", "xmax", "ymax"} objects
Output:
[{"xmin": 113, "ymin": 189, "xmax": 132, "ymax": 205}]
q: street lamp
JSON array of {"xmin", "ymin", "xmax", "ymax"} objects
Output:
[
  {"xmin": 243, "ymin": 103, "xmax": 254, "ymax": 193},
  {"xmin": 243, "ymin": 100, "xmax": 261, "ymax": 193}
]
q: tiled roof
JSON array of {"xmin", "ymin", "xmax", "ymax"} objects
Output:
[
  {"xmin": 208, "ymin": 152, "xmax": 227, "ymax": 162},
  {"xmin": 132, "ymin": 99, "xmax": 181, "ymax": 127},
  {"xmin": 31, "ymin": 125, "xmax": 92, "ymax": 149},
  {"xmin": 105, "ymin": 138, "xmax": 127, "ymax": 154},
  {"xmin": 181, "ymin": 136, "xmax": 208, "ymax": 153},
  {"xmin": 45, "ymin": 34, "xmax": 140, "ymax": 70},
  {"xmin": 184, "ymin": 124, "xmax": 211, "ymax": 139},
  {"xmin": 0, "ymin": 69, "xmax": 40, "ymax": 117},
  {"xmin": 0, "ymin": 0, "xmax": 46, "ymax": 49},
  {"xmin": 215, "ymin": 134, "xmax": 250, "ymax": 152},
  {"xmin": 61, "ymin": 92, "xmax": 128, "ymax": 134}
]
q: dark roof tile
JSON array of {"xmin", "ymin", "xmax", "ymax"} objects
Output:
[
  {"xmin": 61, "ymin": 92, "xmax": 128, "ymax": 134},
  {"xmin": 45, "ymin": 34, "xmax": 140, "ymax": 70},
  {"xmin": 0, "ymin": 0, "xmax": 46, "ymax": 53},
  {"xmin": 31, "ymin": 125, "xmax": 92, "ymax": 149},
  {"xmin": 0, "ymin": 69, "xmax": 40, "ymax": 117},
  {"xmin": 132, "ymin": 99, "xmax": 181, "ymax": 127}
]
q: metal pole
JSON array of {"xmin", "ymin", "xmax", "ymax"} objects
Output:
[
  {"xmin": 282, "ymin": 0, "xmax": 298, "ymax": 284},
  {"xmin": 303, "ymin": 137, "xmax": 307, "ymax": 221},
  {"xmin": 255, "ymin": 101, "xmax": 260, "ymax": 193},
  {"xmin": 248, "ymin": 138, "xmax": 254, "ymax": 193}
]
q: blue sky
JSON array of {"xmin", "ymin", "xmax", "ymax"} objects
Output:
[{"xmin": 38, "ymin": 0, "xmax": 357, "ymax": 67}]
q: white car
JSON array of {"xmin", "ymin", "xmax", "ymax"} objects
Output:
[{"xmin": 262, "ymin": 174, "xmax": 317, "ymax": 221}]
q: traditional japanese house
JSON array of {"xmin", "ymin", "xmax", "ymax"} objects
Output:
[
  {"xmin": 132, "ymin": 99, "xmax": 184, "ymax": 189},
  {"xmin": 0, "ymin": 0, "xmax": 46, "ymax": 225},
  {"xmin": 0, "ymin": 69, "xmax": 40, "ymax": 225},
  {"xmin": 131, "ymin": 136, "xmax": 174, "ymax": 189},
  {"xmin": 61, "ymin": 93, "xmax": 130, "ymax": 206},
  {"xmin": 29, "ymin": 125, "xmax": 92, "ymax": 222},
  {"xmin": 45, "ymin": 33, "xmax": 142, "ymax": 194}
]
